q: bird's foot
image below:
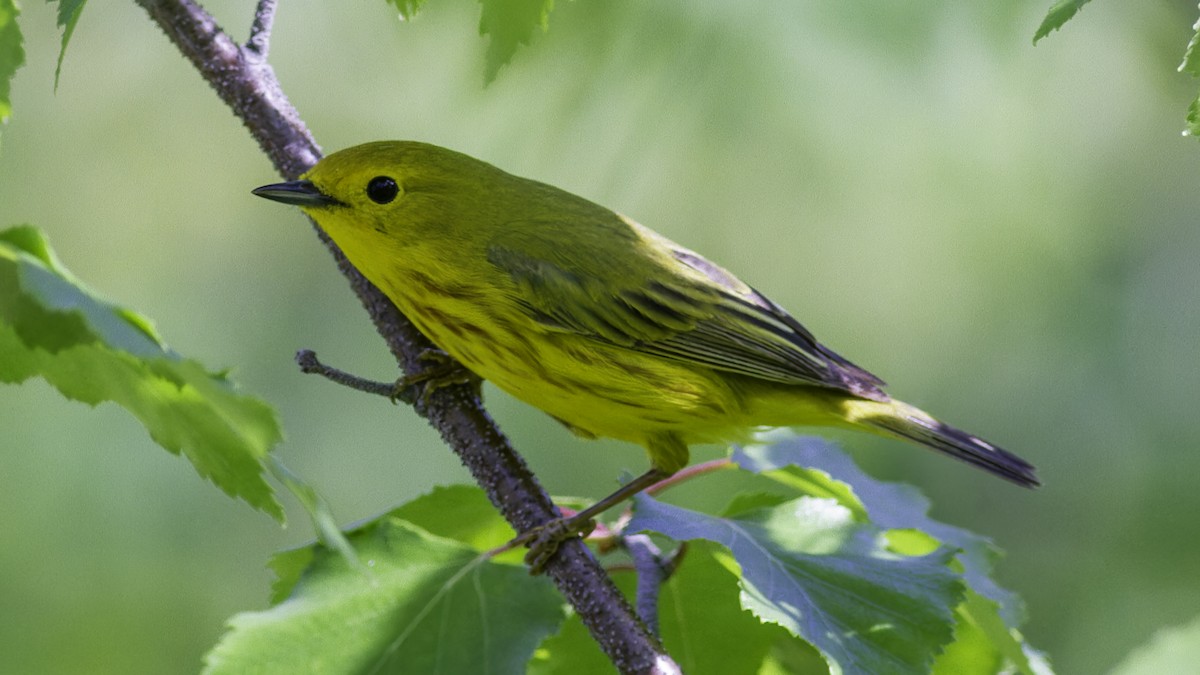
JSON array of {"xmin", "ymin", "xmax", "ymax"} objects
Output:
[
  {"xmin": 390, "ymin": 348, "xmax": 481, "ymax": 405},
  {"xmin": 512, "ymin": 514, "xmax": 598, "ymax": 574}
]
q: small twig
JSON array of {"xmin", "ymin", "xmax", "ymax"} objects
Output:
[
  {"xmin": 625, "ymin": 535, "xmax": 665, "ymax": 636},
  {"xmin": 645, "ymin": 458, "xmax": 736, "ymax": 497},
  {"xmin": 624, "ymin": 537, "xmax": 688, "ymax": 636},
  {"xmin": 295, "ymin": 349, "xmax": 399, "ymax": 399},
  {"xmin": 244, "ymin": 0, "xmax": 277, "ymax": 59}
]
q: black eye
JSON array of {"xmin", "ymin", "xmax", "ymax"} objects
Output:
[{"xmin": 366, "ymin": 176, "xmax": 399, "ymax": 204}]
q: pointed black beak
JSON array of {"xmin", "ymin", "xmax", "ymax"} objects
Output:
[{"xmin": 252, "ymin": 180, "xmax": 342, "ymax": 207}]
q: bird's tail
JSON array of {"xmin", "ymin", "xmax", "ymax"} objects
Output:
[{"xmin": 845, "ymin": 398, "xmax": 1039, "ymax": 488}]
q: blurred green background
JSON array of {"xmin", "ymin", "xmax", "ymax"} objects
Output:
[{"xmin": 2, "ymin": 0, "xmax": 1199, "ymax": 672}]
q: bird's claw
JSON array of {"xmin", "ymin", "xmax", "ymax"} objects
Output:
[
  {"xmin": 390, "ymin": 348, "xmax": 480, "ymax": 405},
  {"xmin": 514, "ymin": 516, "xmax": 598, "ymax": 574}
]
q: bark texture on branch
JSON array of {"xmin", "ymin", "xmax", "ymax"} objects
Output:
[{"xmin": 133, "ymin": 0, "xmax": 676, "ymax": 671}]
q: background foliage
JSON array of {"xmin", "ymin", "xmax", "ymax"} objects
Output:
[{"xmin": 2, "ymin": 0, "xmax": 1200, "ymax": 672}]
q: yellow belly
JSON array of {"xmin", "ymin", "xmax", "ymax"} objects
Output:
[{"xmin": 400, "ymin": 295, "xmax": 747, "ymax": 445}]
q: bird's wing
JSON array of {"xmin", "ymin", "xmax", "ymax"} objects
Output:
[{"xmin": 486, "ymin": 222, "xmax": 887, "ymax": 399}]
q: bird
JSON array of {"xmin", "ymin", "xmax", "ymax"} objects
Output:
[{"xmin": 254, "ymin": 141, "xmax": 1038, "ymax": 568}]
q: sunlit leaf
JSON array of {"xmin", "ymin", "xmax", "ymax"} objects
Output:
[
  {"xmin": 206, "ymin": 518, "xmax": 565, "ymax": 675},
  {"xmin": 736, "ymin": 439, "xmax": 1025, "ymax": 626},
  {"xmin": 0, "ymin": 225, "xmax": 283, "ymax": 519},
  {"xmin": 478, "ymin": 0, "xmax": 554, "ymax": 82},
  {"xmin": 933, "ymin": 590, "xmax": 1042, "ymax": 675},
  {"xmin": 391, "ymin": 484, "xmax": 515, "ymax": 551},
  {"xmin": 629, "ymin": 494, "xmax": 963, "ymax": 674},
  {"xmin": 1179, "ymin": 13, "xmax": 1200, "ymax": 77},
  {"xmin": 0, "ymin": 0, "xmax": 24, "ymax": 134},
  {"xmin": 50, "ymin": 0, "xmax": 87, "ymax": 89},
  {"xmin": 1032, "ymin": 0, "xmax": 1092, "ymax": 45}
]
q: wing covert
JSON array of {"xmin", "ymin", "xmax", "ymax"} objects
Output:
[{"xmin": 486, "ymin": 223, "xmax": 886, "ymax": 400}]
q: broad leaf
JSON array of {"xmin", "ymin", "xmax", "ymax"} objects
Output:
[
  {"xmin": 0, "ymin": 226, "xmax": 282, "ymax": 519},
  {"xmin": 0, "ymin": 0, "xmax": 23, "ymax": 134},
  {"xmin": 50, "ymin": 0, "xmax": 87, "ymax": 89},
  {"xmin": 656, "ymin": 541, "xmax": 794, "ymax": 674},
  {"xmin": 933, "ymin": 590, "xmax": 1042, "ymax": 674},
  {"xmin": 1032, "ymin": 0, "xmax": 1092, "ymax": 45},
  {"xmin": 206, "ymin": 518, "xmax": 565, "ymax": 675},
  {"xmin": 269, "ymin": 485, "xmax": 516, "ymax": 606},
  {"xmin": 527, "ymin": 610, "xmax": 614, "ymax": 675},
  {"xmin": 629, "ymin": 494, "xmax": 964, "ymax": 674},
  {"xmin": 735, "ymin": 439, "xmax": 1024, "ymax": 625},
  {"xmin": 478, "ymin": 0, "xmax": 554, "ymax": 82},
  {"xmin": 391, "ymin": 484, "xmax": 516, "ymax": 552},
  {"xmin": 531, "ymin": 541, "xmax": 796, "ymax": 675}
]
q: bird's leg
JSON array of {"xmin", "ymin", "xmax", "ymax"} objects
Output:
[
  {"xmin": 515, "ymin": 468, "xmax": 670, "ymax": 574},
  {"xmin": 390, "ymin": 348, "xmax": 482, "ymax": 405}
]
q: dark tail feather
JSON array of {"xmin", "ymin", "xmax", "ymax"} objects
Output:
[{"xmin": 860, "ymin": 400, "xmax": 1040, "ymax": 488}]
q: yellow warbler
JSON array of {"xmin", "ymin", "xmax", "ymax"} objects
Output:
[{"xmin": 254, "ymin": 141, "xmax": 1037, "ymax": 563}]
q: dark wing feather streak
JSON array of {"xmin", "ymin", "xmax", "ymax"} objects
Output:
[{"xmin": 488, "ymin": 239, "xmax": 887, "ymax": 400}]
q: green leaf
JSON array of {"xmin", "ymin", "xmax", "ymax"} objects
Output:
[
  {"xmin": 269, "ymin": 484, "xmax": 515, "ymax": 606},
  {"xmin": 50, "ymin": 0, "xmax": 87, "ymax": 89},
  {"xmin": 656, "ymin": 542, "xmax": 794, "ymax": 674},
  {"xmin": 933, "ymin": 590, "xmax": 1041, "ymax": 675},
  {"xmin": 206, "ymin": 518, "xmax": 565, "ymax": 675},
  {"xmin": 478, "ymin": 0, "xmax": 554, "ymax": 83},
  {"xmin": 720, "ymin": 491, "xmax": 792, "ymax": 518},
  {"xmin": 391, "ymin": 484, "xmax": 516, "ymax": 551},
  {"xmin": 0, "ymin": 225, "xmax": 283, "ymax": 519},
  {"xmin": 386, "ymin": 0, "xmax": 426, "ymax": 21},
  {"xmin": 759, "ymin": 640, "xmax": 830, "ymax": 675},
  {"xmin": 629, "ymin": 494, "xmax": 964, "ymax": 674},
  {"xmin": 266, "ymin": 544, "xmax": 314, "ymax": 606},
  {"xmin": 532, "ymin": 542, "xmax": 797, "ymax": 675},
  {"xmin": 268, "ymin": 458, "xmax": 357, "ymax": 566},
  {"xmin": 1110, "ymin": 613, "xmax": 1200, "ymax": 675},
  {"xmin": 736, "ymin": 439, "xmax": 1025, "ymax": 626},
  {"xmin": 1186, "ymin": 93, "xmax": 1200, "ymax": 140},
  {"xmin": 1178, "ymin": 13, "xmax": 1200, "ymax": 77},
  {"xmin": 527, "ymin": 610, "xmax": 613, "ymax": 675},
  {"xmin": 0, "ymin": 0, "xmax": 24, "ymax": 135},
  {"xmin": 1032, "ymin": 0, "xmax": 1092, "ymax": 45}
]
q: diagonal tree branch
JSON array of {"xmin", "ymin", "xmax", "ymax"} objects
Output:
[{"xmin": 132, "ymin": 0, "xmax": 677, "ymax": 672}]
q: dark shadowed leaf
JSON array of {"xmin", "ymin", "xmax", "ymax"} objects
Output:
[
  {"xmin": 531, "ymin": 541, "xmax": 795, "ymax": 675},
  {"xmin": 629, "ymin": 493, "xmax": 963, "ymax": 674}
]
